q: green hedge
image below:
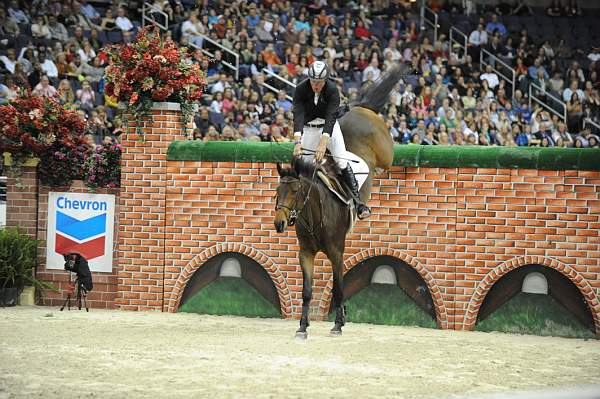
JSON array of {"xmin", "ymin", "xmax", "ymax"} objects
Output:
[{"xmin": 168, "ymin": 142, "xmax": 600, "ymax": 171}]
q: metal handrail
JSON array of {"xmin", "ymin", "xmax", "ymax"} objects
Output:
[
  {"xmin": 189, "ymin": 34, "xmax": 240, "ymax": 80},
  {"xmin": 260, "ymin": 81, "xmax": 294, "ymax": 102},
  {"xmin": 261, "ymin": 68, "xmax": 296, "ymax": 100},
  {"xmin": 449, "ymin": 27, "xmax": 467, "ymax": 59},
  {"xmin": 480, "ymin": 48, "xmax": 516, "ymax": 98},
  {"xmin": 423, "ymin": 6, "xmax": 439, "ymax": 43},
  {"xmin": 142, "ymin": 2, "xmax": 168, "ymax": 31},
  {"xmin": 528, "ymin": 82, "xmax": 567, "ymax": 123},
  {"xmin": 583, "ymin": 118, "xmax": 600, "ymax": 132}
]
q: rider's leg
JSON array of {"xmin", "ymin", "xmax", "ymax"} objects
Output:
[
  {"xmin": 299, "ymin": 126, "xmax": 321, "ymax": 163},
  {"xmin": 328, "ymin": 121, "xmax": 371, "ymax": 219}
]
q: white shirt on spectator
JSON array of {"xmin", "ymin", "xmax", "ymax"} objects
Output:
[
  {"xmin": 362, "ymin": 65, "xmax": 381, "ymax": 82},
  {"xmin": 41, "ymin": 59, "xmax": 58, "ymax": 78},
  {"xmin": 181, "ymin": 20, "xmax": 205, "ymax": 38},
  {"xmin": 481, "ymin": 72, "xmax": 499, "ymax": 89},
  {"xmin": 588, "ymin": 51, "xmax": 600, "ymax": 62},
  {"xmin": 116, "ymin": 16, "xmax": 134, "ymax": 31},
  {"xmin": 383, "ymin": 47, "xmax": 402, "ymax": 62},
  {"xmin": 468, "ymin": 29, "xmax": 488, "ymax": 47},
  {"xmin": 562, "ymin": 87, "xmax": 584, "ymax": 102},
  {"xmin": 0, "ymin": 55, "xmax": 16, "ymax": 73}
]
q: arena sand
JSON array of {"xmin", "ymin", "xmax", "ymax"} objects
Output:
[{"xmin": 1, "ymin": 306, "xmax": 599, "ymax": 399}]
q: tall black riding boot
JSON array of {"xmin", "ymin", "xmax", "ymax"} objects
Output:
[{"xmin": 341, "ymin": 164, "xmax": 371, "ymax": 219}]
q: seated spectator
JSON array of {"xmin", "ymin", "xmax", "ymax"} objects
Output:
[
  {"xmin": 115, "ymin": 8, "xmax": 134, "ymax": 32},
  {"xmin": 101, "ymin": 8, "xmax": 118, "ymax": 31},
  {"xmin": 485, "ymin": 14, "xmax": 507, "ymax": 36},
  {"xmin": 76, "ymin": 80, "xmax": 96, "ymax": 112},
  {"xmin": 563, "ymin": 80, "xmax": 584, "ymax": 102},
  {"xmin": 481, "ymin": 64, "xmax": 500, "ymax": 90},
  {"xmin": 32, "ymin": 75, "xmax": 58, "ymax": 97},
  {"xmin": 56, "ymin": 79, "xmax": 75, "ymax": 105},
  {"xmin": 275, "ymin": 90, "xmax": 292, "ymax": 113},
  {"xmin": 8, "ymin": 0, "xmax": 30, "ymax": 25},
  {"xmin": 31, "ymin": 14, "xmax": 52, "ymax": 41},
  {"xmin": 0, "ymin": 48, "xmax": 16, "ymax": 74}
]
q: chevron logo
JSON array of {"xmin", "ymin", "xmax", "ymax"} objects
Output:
[{"xmin": 54, "ymin": 211, "xmax": 107, "ymax": 260}]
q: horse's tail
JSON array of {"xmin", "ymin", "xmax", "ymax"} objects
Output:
[{"xmin": 356, "ymin": 66, "xmax": 405, "ymax": 114}]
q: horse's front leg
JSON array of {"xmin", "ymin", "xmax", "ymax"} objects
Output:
[
  {"xmin": 329, "ymin": 251, "xmax": 346, "ymax": 336},
  {"xmin": 296, "ymin": 248, "xmax": 315, "ymax": 340}
]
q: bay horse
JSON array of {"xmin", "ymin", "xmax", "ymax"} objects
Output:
[{"xmin": 274, "ymin": 67, "xmax": 403, "ymax": 338}]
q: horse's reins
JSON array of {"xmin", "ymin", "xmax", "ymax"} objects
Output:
[{"xmin": 301, "ymin": 148, "xmax": 361, "ymax": 164}]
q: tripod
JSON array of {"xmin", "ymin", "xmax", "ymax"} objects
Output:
[{"xmin": 60, "ymin": 275, "xmax": 89, "ymax": 312}]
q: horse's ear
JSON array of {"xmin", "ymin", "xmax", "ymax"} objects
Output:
[{"xmin": 276, "ymin": 163, "xmax": 288, "ymax": 177}]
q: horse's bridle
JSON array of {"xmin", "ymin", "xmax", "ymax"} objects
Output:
[
  {"xmin": 275, "ymin": 174, "xmax": 315, "ymax": 226},
  {"xmin": 275, "ymin": 176, "xmax": 303, "ymax": 226}
]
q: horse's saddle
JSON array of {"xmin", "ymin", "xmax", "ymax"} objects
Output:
[{"xmin": 315, "ymin": 163, "xmax": 358, "ymax": 229}]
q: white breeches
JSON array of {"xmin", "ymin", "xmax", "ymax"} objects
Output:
[{"xmin": 301, "ymin": 120, "xmax": 370, "ymax": 190}]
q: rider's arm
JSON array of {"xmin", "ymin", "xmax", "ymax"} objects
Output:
[
  {"xmin": 292, "ymin": 84, "xmax": 306, "ymax": 142},
  {"xmin": 321, "ymin": 83, "xmax": 340, "ymax": 137}
]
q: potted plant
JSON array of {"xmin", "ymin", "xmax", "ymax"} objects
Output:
[
  {"xmin": 102, "ymin": 25, "xmax": 205, "ymax": 135},
  {"xmin": 0, "ymin": 227, "xmax": 56, "ymax": 306}
]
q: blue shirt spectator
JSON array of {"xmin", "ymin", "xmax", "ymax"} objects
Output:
[{"xmin": 485, "ymin": 14, "xmax": 507, "ymax": 36}]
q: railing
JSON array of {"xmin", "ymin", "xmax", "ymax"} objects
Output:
[
  {"xmin": 189, "ymin": 34, "xmax": 240, "ymax": 80},
  {"xmin": 529, "ymin": 82, "xmax": 567, "ymax": 123},
  {"xmin": 142, "ymin": 2, "xmax": 168, "ymax": 31},
  {"xmin": 449, "ymin": 27, "xmax": 467, "ymax": 59},
  {"xmin": 583, "ymin": 118, "xmax": 600, "ymax": 132},
  {"xmin": 261, "ymin": 68, "xmax": 295, "ymax": 101},
  {"xmin": 480, "ymin": 48, "xmax": 516, "ymax": 98},
  {"xmin": 423, "ymin": 6, "xmax": 439, "ymax": 43}
]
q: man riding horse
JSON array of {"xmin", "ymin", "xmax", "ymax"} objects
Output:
[{"xmin": 292, "ymin": 60, "xmax": 371, "ymax": 219}]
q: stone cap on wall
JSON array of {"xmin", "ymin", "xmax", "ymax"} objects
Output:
[{"xmin": 167, "ymin": 142, "xmax": 600, "ymax": 171}]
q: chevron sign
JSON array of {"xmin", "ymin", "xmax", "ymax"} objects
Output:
[{"xmin": 46, "ymin": 192, "xmax": 115, "ymax": 272}]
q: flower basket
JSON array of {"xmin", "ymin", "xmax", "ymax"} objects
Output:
[
  {"xmin": 103, "ymin": 25, "xmax": 205, "ymax": 136},
  {"xmin": 0, "ymin": 92, "xmax": 87, "ymax": 187}
]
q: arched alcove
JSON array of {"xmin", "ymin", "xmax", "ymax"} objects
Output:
[
  {"xmin": 178, "ymin": 252, "xmax": 281, "ymax": 317},
  {"xmin": 334, "ymin": 255, "xmax": 437, "ymax": 327},
  {"xmin": 476, "ymin": 264, "xmax": 595, "ymax": 337}
]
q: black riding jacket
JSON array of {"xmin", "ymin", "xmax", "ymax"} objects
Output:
[{"xmin": 292, "ymin": 78, "xmax": 340, "ymax": 136}]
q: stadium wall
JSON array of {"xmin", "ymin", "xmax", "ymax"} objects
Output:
[{"xmin": 6, "ymin": 106, "xmax": 600, "ymax": 336}]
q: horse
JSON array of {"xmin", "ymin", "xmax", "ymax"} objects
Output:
[{"xmin": 274, "ymin": 67, "xmax": 404, "ymax": 339}]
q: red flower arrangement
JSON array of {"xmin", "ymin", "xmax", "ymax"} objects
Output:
[
  {"xmin": 0, "ymin": 92, "xmax": 86, "ymax": 166},
  {"xmin": 102, "ymin": 25, "xmax": 205, "ymax": 133}
]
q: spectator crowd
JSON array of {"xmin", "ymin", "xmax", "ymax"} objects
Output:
[{"xmin": 0, "ymin": 0, "xmax": 599, "ymax": 148}]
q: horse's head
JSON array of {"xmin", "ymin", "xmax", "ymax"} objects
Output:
[{"xmin": 274, "ymin": 162, "xmax": 301, "ymax": 233}]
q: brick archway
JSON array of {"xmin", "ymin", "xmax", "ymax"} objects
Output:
[
  {"xmin": 165, "ymin": 243, "xmax": 293, "ymax": 316},
  {"xmin": 463, "ymin": 256, "xmax": 600, "ymax": 335},
  {"xmin": 317, "ymin": 248, "xmax": 449, "ymax": 329}
]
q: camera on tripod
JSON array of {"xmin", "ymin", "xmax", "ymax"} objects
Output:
[{"xmin": 61, "ymin": 253, "xmax": 93, "ymax": 311}]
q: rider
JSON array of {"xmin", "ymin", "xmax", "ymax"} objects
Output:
[{"xmin": 292, "ymin": 60, "xmax": 371, "ymax": 219}]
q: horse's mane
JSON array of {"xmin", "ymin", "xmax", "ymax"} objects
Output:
[
  {"xmin": 292, "ymin": 156, "xmax": 340, "ymax": 180},
  {"xmin": 355, "ymin": 65, "xmax": 406, "ymax": 114}
]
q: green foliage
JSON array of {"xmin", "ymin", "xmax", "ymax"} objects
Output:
[
  {"xmin": 475, "ymin": 292, "xmax": 595, "ymax": 339},
  {"xmin": 0, "ymin": 227, "xmax": 57, "ymax": 294},
  {"xmin": 178, "ymin": 277, "xmax": 280, "ymax": 318},
  {"xmin": 329, "ymin": 283, "xmax": 437, "ymax": 328}
]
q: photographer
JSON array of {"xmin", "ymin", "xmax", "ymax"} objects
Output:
[{"xmin": 64, "ymin": 253, "xmax": 93, "ymax": 292}]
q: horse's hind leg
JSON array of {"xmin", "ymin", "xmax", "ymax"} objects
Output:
[
  {"xmin": 296, "ymin": 249, "xmax": 315, "ymax": 339},
  {"xmin": 329, "ymin": 251, "xmax": 346, "ymax": 336}
]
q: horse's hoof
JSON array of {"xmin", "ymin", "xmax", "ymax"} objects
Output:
[
  {"xmin": 295, "ymin": 331, "xmax": 308, "ymax": 340},
  {"xmin": 330, "ymin": 329, "xmax": 342, "ymax": 336}
]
